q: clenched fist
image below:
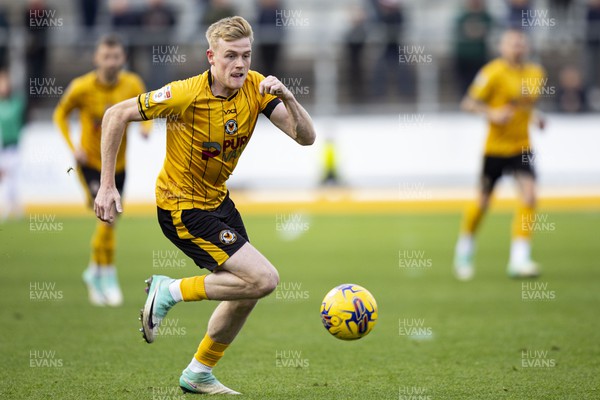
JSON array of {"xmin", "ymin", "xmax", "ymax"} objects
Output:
[{"xmin": 259, "ymin": 75, "xmax": 293, "ymax": 101}]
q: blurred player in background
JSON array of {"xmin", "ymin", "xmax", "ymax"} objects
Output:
[
  {"xmin": 53, "ymin": 34, "xmax": 150, "ymax": 306},
  {"xmin": 321, "ymin": 138, "xmax": 340, "ymax": 186},
  {"xmin": 454, "ymin": 29, "xmax": 546, "ymax": 280},
  {"xmin": 0, "ymin": 70, "xmax": 26, "ymax": 221},
  {"xmin": 94, "ymin": 16, "xmax": 315, "ymax": 394}
]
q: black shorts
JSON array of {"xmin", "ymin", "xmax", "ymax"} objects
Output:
[
  {"xmin": 157, "ymin": 195, "xmax": 249, "ymax": 271},
  {"xmin": 77, "ymin": 165, "xmax": 126, "ymax": 207},
  {"xmin": 481, "ymin": 151, "xmax": 536, "ymax": 193}
]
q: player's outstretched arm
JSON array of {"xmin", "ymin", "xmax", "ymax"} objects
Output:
[
  {"xmin": 259, "ymin": 75, "xmax": 316, "ymax": 146},
  {"xmin": 94, "ymin": 97, "xmax": 143, "ymax": 223},
  {"xmin": 461, "ymin": 95, "xmax": 514, "ymax": 126},
  {"xmin": 53, "ymin": 84, "xmax": 87, "ymax": 163},
  {"xmin": 53, "ymin": 101, "xmax": 75, "ymax": 152},
  {"xmin": 461, "ymin": 95, "xmax": 491, "ymax": 116}
]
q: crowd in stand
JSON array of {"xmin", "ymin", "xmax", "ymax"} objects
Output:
[{"xmin": 0, "ymin": 0, "xmax": 599, "ymax": 112}]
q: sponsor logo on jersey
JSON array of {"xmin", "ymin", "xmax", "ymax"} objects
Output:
[
  {"xmin": 201, "ymin": 135, "xmax": 250, "ymax": 161},
  {"xmin": 152, "ymin": 85, "xmax": 172, "ymax": 102}
]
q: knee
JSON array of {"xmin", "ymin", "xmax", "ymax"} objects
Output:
[
  {"xmin": 525, "ymin": 199, "xmax": 536, "ymax": 208},
  {"xmin": 478, "ymin": 200, "xmax": 489, "ymax": 211},
  {"xmin": 523, "ymin": 193, "xmax": 536, "ymax": 208},
  {"xmin": 254, "ymin": 266, "xmax": 279, "ymax": 298},
  {"xmin": 478, "ymin": 196, "xmax": 490, "ymax": 211}
]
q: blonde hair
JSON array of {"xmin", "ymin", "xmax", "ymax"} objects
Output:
[{"xmin": 206, "ymin": 16, "xmax": 254, "ymax": 50}]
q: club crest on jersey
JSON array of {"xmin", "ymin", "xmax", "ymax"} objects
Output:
[
  {"xmin": 152, "ymin": 85, "xmax": 172, "ymax": 103},
  {"xmin": 219, "ymin": 230, "xmax": 237, "ymax": 245},
  {"xmin": 225, "ymin": 119, "xmax": 238, "ymax": 135}
]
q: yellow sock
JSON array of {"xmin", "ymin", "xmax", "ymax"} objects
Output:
[
  {"xmin": 513, "ymin": 205, "xmax": 535, "ymax": 239},
  {"xmin": 194, "ymin": 334, "xmax": 229, "ymax": 367},
  {"xmin": 460, "ymin": 203, "xmax": 485, "ymax": 235},
  {"xmin": 91, "ymin": 223, "xmax": 102, "ymax": 265},
  {"xmin": 91, "ymin": 222, "xmax": 114, "ymax": 265},
  {"xmin": 180, "ymin": 275, "xmax": 208, "ymax": 301},
  {"xmin": 103, "ymin": 224, "xmax": 115, "ymax": 265}
]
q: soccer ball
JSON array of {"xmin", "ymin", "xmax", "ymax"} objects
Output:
[{"xmin": 320, "ymin": 284, "xmax": 378, "ymax": 340}]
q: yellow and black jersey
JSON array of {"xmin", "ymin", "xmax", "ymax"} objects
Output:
[
  {"xmin": 54, "ymin": 70, "xmax": 148, "ymax": 172},
  {"xmin": 137, "ymin": 70, "xmax": 281, "ymax": 211},
  {"xmin": 468, "ymin": 58, "xmax": 545, "ymax": 157}
]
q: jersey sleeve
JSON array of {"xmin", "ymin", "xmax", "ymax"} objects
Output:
[
  {"xmin": 468, "ymin": 63, "xmax": 496, "ymax": 103},
  {"xmin": 129, "ymin": 74, "xmax": 154, "ymax": 133},
  {"xmin": 137, "ymin": 78, "xmax": 195, "ymax": 121},
  {"xmin": 262, "ymin": 97, "xmax": 281, "ymax": 119}
]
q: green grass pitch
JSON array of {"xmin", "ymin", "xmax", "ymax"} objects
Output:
[{"xmin": 1, "ymin": 210, "xmax": 599, "ymax": 399}]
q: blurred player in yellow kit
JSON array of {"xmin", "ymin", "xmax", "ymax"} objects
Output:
[
  {"xmin": 94, "ymin": 17, "xmax": 315, "ymax": 394},
  {"xmin": 454, "ymin": 29, "xmax": 546, "ymax": 280},
  {"xmin": 54, "ymin": 34, "xmax": 150, "ymax": 306},
  {"xmin": 321, "ymin": 138, "xmax": 340, "ymax": 186}
]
